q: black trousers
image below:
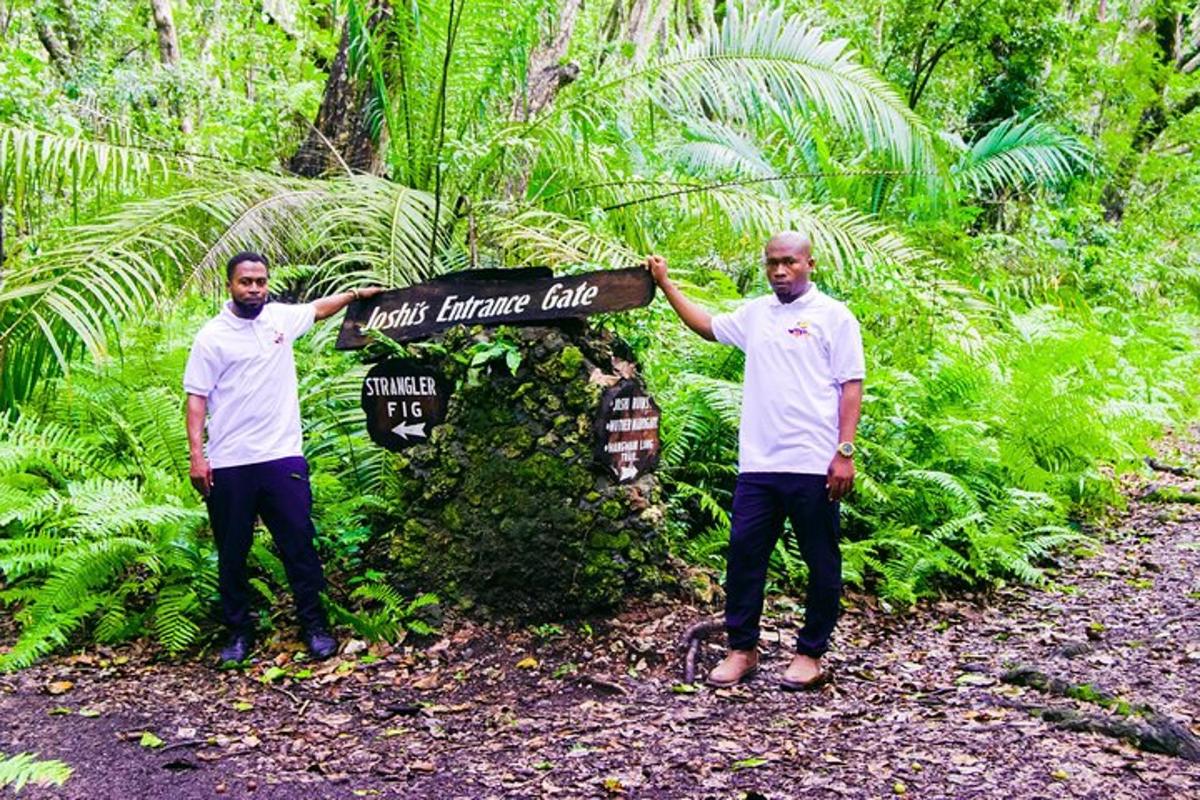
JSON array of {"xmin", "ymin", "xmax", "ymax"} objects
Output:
[
  {"xmin": 725, "ymin": 472, "xmax": 842, "ymax": 656},
  {"xmin": 205, "ymin": 456, "xmax": 327, "ymax": 635}
]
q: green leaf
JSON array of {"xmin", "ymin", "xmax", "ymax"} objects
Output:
[
  {"xmin": 731, "ymin": 757, "xmax": 768, "ymax": 770},
  {"xmin": 505, "ymin": 349, "xmax": 522, "ymax": 374},
  {"xmin": 138, "ymin": 732, "xmax": 164, "ymax": 749},
  {"xmin": 259, "ymin": 666, "xmax": 287, "ymax": 683}
]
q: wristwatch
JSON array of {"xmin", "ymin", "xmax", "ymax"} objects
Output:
[{"xmin": 836, "ymin": 441, "xmax": 856, "ymax": 458}]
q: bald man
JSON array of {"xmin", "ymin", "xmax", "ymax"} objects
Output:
[{"xmin": 647, "ymin": 233, "xmax": 864, "ymax": 690}]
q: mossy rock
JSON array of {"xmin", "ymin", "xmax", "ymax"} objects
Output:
[{"xmin": 372, "ymin": 322, "xmax": 668, "ymax": 619}]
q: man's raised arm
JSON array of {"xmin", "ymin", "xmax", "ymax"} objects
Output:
[
  {"xmin": 645, "ymin": 255, "xmax": 716, "ymax": 342},
  {"xmin": 312, "ymin": 286, "xmax": 385, "ymax": 322}
]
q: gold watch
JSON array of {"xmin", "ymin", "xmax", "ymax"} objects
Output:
[{"xmin": 836, "ymin": 441, "xmax": 856, "ymax": 458}]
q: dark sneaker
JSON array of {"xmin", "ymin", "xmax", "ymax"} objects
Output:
[
  {"xmin": 304, "ymin": 628, "xmax": 339, "ymax": 661},
  {"xmin": 218, "ymin": 633, "xmax": 255, "ymax": 665}
]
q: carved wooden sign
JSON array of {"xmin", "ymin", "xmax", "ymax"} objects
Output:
[
  {"xmin": 361, "ymin": 359, "xmax": 450, "ymax": 451},
  {"xmin": 595, "ymin": 378, "xmax": 661, "ymax": 483},
  {"xmin": 336, "ymin": 267, "xmax": 655, "ymax": 349}
]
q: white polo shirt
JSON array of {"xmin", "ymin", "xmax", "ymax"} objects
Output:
[
  {"xmin": 711, "ymin": 286, "xmax": 865, "ymax": 475},
  {"xmin": 183, "ymin": 301, "xmax": 316, "ymax": 469}
]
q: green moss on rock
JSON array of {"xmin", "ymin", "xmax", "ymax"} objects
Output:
[{"xmin": 372, "ymin": 324, "xmax": 668, "ymax": 619}]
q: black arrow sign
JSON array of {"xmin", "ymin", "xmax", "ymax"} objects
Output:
[{"xmin": 361, "ymin": 359, "xmax": 450, "ymax": 451}]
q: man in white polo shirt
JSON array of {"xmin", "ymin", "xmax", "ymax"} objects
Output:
[
  {"xmin": 646, "ymin": 232, "xmax": 864, "ymax": 690},
  {"xmin": 184, "ymin": 251, "xmax": 382, "ymax": 664}
]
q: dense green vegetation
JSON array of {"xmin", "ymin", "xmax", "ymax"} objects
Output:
[{"xmin": 1, "ymin": 0, "xmax": 1197, "ymax": 667}]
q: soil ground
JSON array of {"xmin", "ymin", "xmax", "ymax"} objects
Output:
[{"xmin": 4, "ymin": 437, "xmax": 1200, "ymax": 799}]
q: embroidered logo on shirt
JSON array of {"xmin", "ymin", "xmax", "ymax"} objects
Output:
[
  {"xmin": 273, "ymin": 330, "xmax": 285, "ymax": 345},
  {"xmin": 786, "ymin": 320, "xmax": 811, "ymax": 338}
]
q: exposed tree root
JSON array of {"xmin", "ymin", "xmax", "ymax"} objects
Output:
[
  {"xmin": 1140, "ymin": 484, "xmax": 1200, "ymax": 504},
  {"xmin": 680, "ymin": 616, "xmax": 723, "ymax": 684},
  {"xmin": 1144, "ymin": 457, "xmax": 1195, "ymax": 477},
  {"xmin": 1001, "ymin": 665, "xmax": 1200, "ymax": 761},
  {"xmin": 575, "ymin": 674, "xmax": 628, "ymax": 697}
]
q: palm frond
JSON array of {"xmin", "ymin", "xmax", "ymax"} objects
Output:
[
  {"xmin": 2, "ymin": 176, "xmax": 296, "ymax": 357},
  {"xmin": 475, "ymin": 203, "xmax": 641, "ymax": 268},
  {"xmin": 307, "ymin": 176, "xmax": 440, "ymax": 289},
  {"xmin": 952, "ymin": 115, "xmax": 1091, "ymax": 196},
  {"xmin": 0, "ymin": 123, "xmax": 183, "ymax": 206},
  {"xmin": 557, "ymin": 3, "xmax": 937, "ymax": 175},
  {"xmin": 667, "ymin": 119, "xmax": 784, "ymax": 192},
  {"xmin": 613, "ymin": 181, "xmax": 926, "ymax": 276}
]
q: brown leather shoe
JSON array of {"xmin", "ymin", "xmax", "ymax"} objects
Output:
[
  {"xmin": 780, "ymin": 654, "xmax": 829, "ymax": 691},
  {"xmin": 706, "ymin": 649, "xmax": 759, "ymax": 687}
]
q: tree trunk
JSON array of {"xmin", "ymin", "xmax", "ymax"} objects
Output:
[
  {"xmin": 150, "ymin": 0, "xmax": 181, "ymax": 66},
  {"xmin": 630, "ymin": 0, "xmax": 671, "ymax": 64},
  {"xmin": 511, "ymin": 0, "xmax": 583, "ymax": 121},
  {"xmin": 149, "ymin": 0, "xmax": 193, "ymax": 134},
  {"xmin": 1101, "ymin": 10, "xmax": 1196, "ymax": 221},
  {"xmin": 195, "ymin": 0, "xmax": 222, "ymax": 68},
  {"xmin": 503, "ymin": 0, "xmax": 583, "ymax": 199},
  {"xmin": 287, "ymin": 4, "xmax": 388, "ymax": 178},
  {"xmin": 58, "ymin": 0, "xmax": 83, "ymax": 57}
]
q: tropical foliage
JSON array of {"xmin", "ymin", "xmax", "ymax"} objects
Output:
[
  {"xmin": 1, "ymin": 0, "xmax": 1198, "ymax": 663},
  {"xmin": 0, "ymin": 751, "xmax": 72, "ymax": 793}
]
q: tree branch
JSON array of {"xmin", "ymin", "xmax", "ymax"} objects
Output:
[{"xmin": 35, "ymin": 19, "xmax": 72, "ymax": 77}]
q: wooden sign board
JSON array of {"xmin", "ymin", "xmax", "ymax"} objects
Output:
[
  {"xmin": 595, "ymin": 379, "xmax": 661, "ymax": 483},
  {"xmin": 361, "ymin": 359, "xmax": 450, "ymax": 451},
  {"xmin": 336, "ymin": 267, "xmax": 654, "ymax": 350}
]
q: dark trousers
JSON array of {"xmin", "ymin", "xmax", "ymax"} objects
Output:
[
  {"xmin": 725, "ymin": 472, "xmax": 841, "ymax": 657},
  {"xmin": 205, "ymin": 456, "xmax": 327, "ymax": 635}
]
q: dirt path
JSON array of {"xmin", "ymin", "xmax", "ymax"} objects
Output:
[{"xmin": 4, "ymin": 438, "xmax": 1200, "ymax": 799}]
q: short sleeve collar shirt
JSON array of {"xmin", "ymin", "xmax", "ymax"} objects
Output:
[
  {"xmin": 711, "ymin": 286, "xmax": 865, "ymax": 474},
  {"xmin": 183, "ymin": 301, "xmax": 316, "ymax": 468}
]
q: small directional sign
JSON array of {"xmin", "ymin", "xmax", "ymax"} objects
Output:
[
  {"xmin": 361, "ymin": 359, "xmax": 450, "ymax": 451},
  {"xmin": 595, "ymin": 378, "xmax": 661, "ymax": 483}
]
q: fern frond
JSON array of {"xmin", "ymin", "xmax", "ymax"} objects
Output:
[
  {"xmin": 902, "ymin": 470, "xmax": 983, "ymax": 516},
  {"xmin": 153, "ymin": 585, "xmax": 202, "ymax": 654},
  {"xmin": 0, "ymin": 598, "xmax": 103, "ymax": 671},
  {"xmin": 0, "ymin": 751, "xmax": 73, "ymax": 792}
]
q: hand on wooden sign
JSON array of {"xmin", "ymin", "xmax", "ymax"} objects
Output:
[{"xmin": 644, "ymin": 255, "xmax": 669, "ymax": 287}]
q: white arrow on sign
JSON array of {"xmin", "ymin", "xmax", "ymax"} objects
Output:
[
  {"xmin": 619, "ymin": 464, "xmax": 639, "ymax": 481},
  {"xmin": 391, "ymin": 421, "xmax": 427, "ymax": 440}
]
